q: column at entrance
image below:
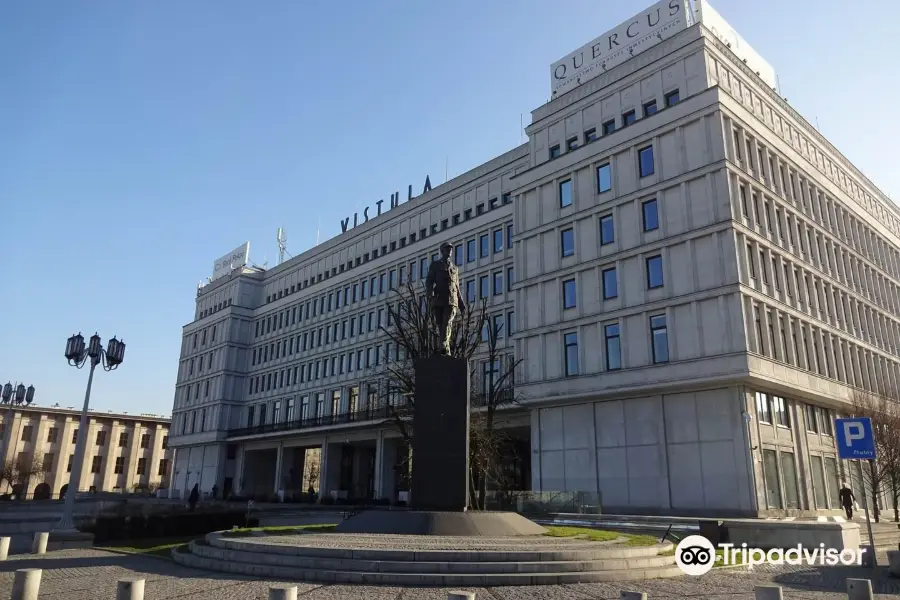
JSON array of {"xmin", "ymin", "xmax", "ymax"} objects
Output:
[{"xmin": 374, "ymin": 432, "xmax": 397, "ymax": 502}]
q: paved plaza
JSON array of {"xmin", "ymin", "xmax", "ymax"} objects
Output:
[{"xmin": 1, "ymin": 548, "xmax": 900, "ymax": 599}]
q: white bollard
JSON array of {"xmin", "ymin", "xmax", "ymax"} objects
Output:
[
  {"xmin": 755, "ymin": 585, "xmax": 783, "ymax": 600},
  {"xmin": 620, "ymin": 592, "xmax": 647, "ymax": 600},
  {"xmin": 448, "ymin": 592, "xmax": 476, "ymax": 600},
  {"xmin": 116, "ymin": 578, "xmax": 145, "ymax": 600},
  {"xmin": 11, "ymin": 568, "xmax": 42, "ymax": 600},
  {"xmin": 268, "ymin": 585, "xmax": 298, "ymax": 600},
  {"xmin": 0, "ymin": 536, "xmax": 10, "ymax": 561},
  {"xmin": 847, "ymin": 578, "xmax": 874, "ymax": 600},
  {"xmin": 31, "ymin": 532, "xmax": 48, "ymax": 555}
]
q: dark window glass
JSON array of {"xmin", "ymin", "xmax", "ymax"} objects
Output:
[
  {"xmin": 566, "ymin": 137, "xmax": 578, "ymax": 151},
  {"xmin": 602, "ymin": 120, "xmax": 615, "ymax": 135},
  {"xmin": 506, "ymin": 224, "xmax": 513, "ymax": 249},
  {"xmin": 605, "ymin": 323, "xmax": 621, "ymax": 370},
  {"xmin": 480, "ymin": 234, "xmax": 489, "ymax": 258},
  {"xmin": 549, "ymin": 145, "xmax": 561, "ymax": 159},
  {"xmin": 665, "ymin": 89, "xmax": 680, "ymax": 106},
  {"xmin": 454, "ymin": 245, "xmax": 463, "ymax": 266},
  {"xmin": 643, "ymin": 100, "xmax": 657, "ymax": 117},
  {"xmin": 622, "ymin": 110, "xmax": 636, "ymax": 127},
  {"xmin": 597, "ymin": 164, "xmax": 611, "ymax": 193},
  {"xmin": 466, "ymin": 280, "xmax": 476, "ymax": 302},
  {"xmin": 493, "ymin": 229, "xmax": 503, "ymax": 253},
  {"xmin": 493, "ymin": 272, "xmax": 503, "ymax": 295},
  {"xmin": 560, "ymin": 179, "xmax": 573, "ymax": 208},
  {"xmin": 639, "ymin": 146, "xmax": 655, "ymax": 177},
  {"xmin": 584, "ymin": 128, "xmax": 597, "ymax": 143},
  {"xmin": 563, "ymin": 279, "xmax": 577, "ymax": 309},
  {"xmin": 650, "ymin": 314, "xmax": 669, "ymax": 363},
  {"xmin": 466, "ymin": 240, "xmax": 476, "ymax": 262},
  {"xmin": 480, "ymin": 275, "xmax": 489, "ymax": 298},
  {"xmin": 564, "ymin": 333, "xmax": 579, "ymax": 376},
  {"xmin": 600, "ymin": 215, "xmax": 614, "ymax": 245},
  {"xmin": 647, "ymin": 255, "xmax": 664, "ymax": 288},
  {"xmin": 561, "ymin": 228, "xmax": 575, "ymax": 257},
  {"xmin": 602, "ymin": 268, "xmax": 617, "ymax": 299},
  {"xmin": 642, "ymin": 199, "xmax": 659, "ymax": 231}
]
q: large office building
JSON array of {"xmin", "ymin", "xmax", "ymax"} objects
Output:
[
  {"xmin": 169, "ymin": 0, "xmax": 900, "ymax": 516},
  {"xmin": 0, "ymin": 404, "xmax": 171, "ymax": 498}
]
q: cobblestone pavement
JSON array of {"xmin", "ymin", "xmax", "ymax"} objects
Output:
[{"xmin": 1, "ymin": 549, "xmax": 899, "ymax": 599}]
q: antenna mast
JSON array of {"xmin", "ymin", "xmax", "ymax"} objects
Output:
[{"xmin": 277, "ymin": 228, "xmax": 287, "ymax": 266}]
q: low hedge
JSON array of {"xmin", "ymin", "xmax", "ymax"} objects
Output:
[{"xmin": 84, "ymin": 511, "xmax": 259, "ymax": 543}]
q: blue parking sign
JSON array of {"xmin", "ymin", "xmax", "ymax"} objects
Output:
[{"xmin": 835, "ymin": 417, "xmax": 876, "ymax": 460}]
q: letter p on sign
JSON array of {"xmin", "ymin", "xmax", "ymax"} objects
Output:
[{"xmin": 844, "ymin": 422, "xmax": 865, "ymax": 446}]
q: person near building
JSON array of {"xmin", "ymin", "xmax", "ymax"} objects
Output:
[
  {"xmin": 839, "ymin": 483, "xmax": 855, "ymax": 519},
  {"xmin": 188, "ymin": 483, "xmax": 200, "ymax": 511}
]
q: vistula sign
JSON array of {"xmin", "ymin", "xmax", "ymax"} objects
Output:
[
  {"xmin": 550, "ymin": 0, "xmax": 691, "ymax": 97},
  {"xmin": 340, "ymin": 175, "xmax": 432, "ymax": 233}
]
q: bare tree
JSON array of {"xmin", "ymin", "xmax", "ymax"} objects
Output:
[
  {"xmin": 1, "ymin": 455, "xmax": 45, "ymax": 499},
  {"xmin": 0, "ymin": 458, "xmax": 15, "ymax": 494},
  {"xmin": 303, "ymin": 448, "xmax": 321, "ymax": 493},
  {"xmin": 371, "ymin": 280, "xmax": 522, "ymax": 508},
  {"xmin": 849, "ymin": 389, "xmax": 900, "ymax": 522}
]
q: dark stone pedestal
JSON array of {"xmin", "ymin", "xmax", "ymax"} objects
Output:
[
  {"xmin": 410, "ymin": 355, "xmax": 469, "ymax": 512},
  {"xmin": 335, "ymin": 510, "xmax": 547, "ymax": 536}
]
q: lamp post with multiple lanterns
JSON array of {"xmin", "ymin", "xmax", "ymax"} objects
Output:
[
  {"xmin": 56, "ymin": 332, "xmax": 125, "ymax": 531},
  {"xmin": 0, "ymin": 382, "xmax": 36, "ymax": 489}
]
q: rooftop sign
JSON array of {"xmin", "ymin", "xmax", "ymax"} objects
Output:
[
  {"xmin": 211, "ymin": 242, "xmax": 250, "ymax": 282},
  {"xmin": 339, "ymin": 176, "xmax": 432, "ymax": 233},
  {"xmin": 694, "ymin": 1, "xmax": 777, "ymax": 89},
  {"xmin": 550, "ymin": 0, "xmax": 691, "ymax": 97}
]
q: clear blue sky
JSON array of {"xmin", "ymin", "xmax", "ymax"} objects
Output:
[{"xmin": 1, "ymin": 1, "xmax": 896, "ymax": 417}]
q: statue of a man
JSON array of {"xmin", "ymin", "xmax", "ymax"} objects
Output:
[{"xmin": 424, "ymin": 242, "xmax": 466, "ymax": 354}]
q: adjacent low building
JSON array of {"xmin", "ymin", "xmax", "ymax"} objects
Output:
[
  {"xmin": 0, "ymin": 403, "xmax": 171, "ymax": 499},
  {"xmin": 168, "ymin": 1, "xmax": 900, "ymax": 517}
]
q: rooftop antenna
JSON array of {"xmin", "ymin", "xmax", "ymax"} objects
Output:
[
  {"xmin": 520, "ymin": 113, "xmax": 524, "ymax": 144},
  {"xmin": 316, "ymin": 217, "xmax": 321, "ymax": 246},
  {"xmin": 276, "ymin": 227, "xmax": 287, "ymax": 266},
  {"xmin": 445, "ymin": 156, "xmax": 448, "ymax": 183}
]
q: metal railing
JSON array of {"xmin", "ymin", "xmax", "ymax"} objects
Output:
[
  {"xmin": 483, "ymin": 490, "xmax": 602, "ymax": 515},
  {"xmin": 227, "ymin": 404, "xmax": 408, "ymax": 438}
]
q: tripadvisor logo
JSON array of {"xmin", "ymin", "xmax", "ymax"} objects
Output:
[{"xmin": 675, "ymin": 535, "xmax": 867, "ymax": 575}]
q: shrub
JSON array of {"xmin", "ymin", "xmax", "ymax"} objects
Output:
[{"xmin": 83, "ymin": 511, "xmax": 259, "ymax": 542}]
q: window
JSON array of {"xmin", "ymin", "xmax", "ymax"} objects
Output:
[
  {"xmin": 805, "ymin": 404, "xmax": 819, "ymax": 433},
  {"xmin": 114, "ymin": 456, "xmax": 125, "ymax": 474},
  {"xmin": 602, "ymin": 267, "xmax": 617, "ymax": 299},
  {"xmin": 602, "ymin": 120, "xmax": 615, "ymax": 135},
  {"xmin": 480, "ymin": 275, "xmax": 489, "ymax": 298},
  {"xmin": 563, "ymin": 279, "xmax": 577, "ymax": 309},
  {"xmin": 158, "ymin": 458, "xmax": 169, "ymax": 477},
  {"xmin": 493, "ymin": 229, "xmax": 503, "ymax": 253},
  {"xmin": 811, "ymin": 455, "xmax": 828, "ymax": 509},
  {"xmin": 605, "ymin": 323, "xmax": 621, "ymax": 370},
  {"xmin": 746, "ymin": 244, "xmax": 756, "ymax": 278},
  {"xmin": 664, "ymin": 89, "xmax": 680, "ymax": 106},
  {"xmin": 136, "ymin": 458, "xmax": 147, "ymax": 475},
  {"xmin": 564, "ymin": 332, "xmax": 579, "ymax": 376},
  {"xmin": 824, "ymin": 457, "xmax": 841, "ymax": 509},
  {"xmin": 507, "ymin": 267, "xmax": 514, "ymax": 291},
  {"xmin": 762, "ymin": 449, "xmax": 782, "ymax": 508},
  {"xmin": 21, "ymin": 425, "xmax": 32, "ymax": 442},
  {"xmin": 507, "ymin": 311, "xmax": 516, "ymax": 335},
  {"xmin": 506, "ymin": 224, "xmax": 513, "ymax": 249},
  {"xmin": 549, "ymin": 144, "xmax": 561, "ymax": 159},
  {"xmin": 622, "ymin": 110, "xmax": 636, "ymax": 127},
  {"xmin": 740, "ymin": 185, "xmax": 749, "ymax": 217},
  {"xmin": 781, "ymin": 452, "xmax": 800, "ymax": 509},
  {"xmin": 46, "ymin": 427, "xmax": 57, "ymax": 444},
  {"xmin": 597, "ymin": 163, "xmax": 611, "ymax": 193},
  {"xmin": 42, "ymin": 454, "xmax": 53, "ymax": 473},
  {"xmin": 773, "ymin": 395, "xmax": 790, "ymax": 427},
  {"xmin": 67, "ymin": 454, "xmax": 73, "ymax": 473},
  {"xmin": 643, "ymin": 100, "xmax": 657, "ymax": 117},
  {"xmin": 559, "ymin": 179, "xmax": 573, "ymax": 208},
  {"xmin": 638, "ymin": 146, "xmax": 654, "ymax": 177},
  {"xmin": 566, "ymin": 137, "xmax": 578, "ymax": 151},
  {"xmin": 466, "ymin": 280, "xmax": 476, "ymax": 302},
  {"xmin": 96, "ymin": 430, "xmax": 106, "ymax": 446},
  {"xmin": 91, "ymin": 455, "xmax": 102, "ymax": 474},
  {"xmin": 466, "ymin": 239, "xmax": 476, "ymax": 262},
  {"xmin": 646, "ymin": 255, "xmax": 664, "ymax": 288},
  {"xmin": 584, "ymin": 128, "xmax": 597, "ymax": 143},
  {"xmin": 561, "ymin": 228, "xmax": 575, "ymax": 257},
  {"xmin": 600, "ymin": 215, "xmax": 614, "ymax": 245},
  {"xmin": 755, "ymin": 392, "xmax": 772, "ymax": 422},
  {"xmin": 642, "ymin": 199, "xmax": 659, "ymax": 231},
  {"xmin": 493, "ymin": 271, "xmax": 503, "ymax": 296},
  {"xmin": 479, "ymin": 234, "xmax": 489, "ymax": 258},
  {"xmin": 650, "ymin": 314, "xmax": 669, "ymax": 363},
  {"xmin": 118, "ymin": 432, "xmax": 128, "ymax": 448}
]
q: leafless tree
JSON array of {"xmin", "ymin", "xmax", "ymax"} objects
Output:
[
  {"xmin": 303, "ymin": 448, "xmax": 321, "ymax": 493},
  {"xmin": 371, "ymin": 280, "xmax": 522, "ymax": 508},
  {"xmin": 1, "ymin": 455, "xmax": 45, "ymax": 499},
  {"xmin": 849, "ymin": 389, "xmax": 900, "ymax": 522}
]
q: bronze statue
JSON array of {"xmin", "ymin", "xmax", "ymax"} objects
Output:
[{"xmin": 424, "ymin": 242, "xmax": 466, "ymax": 354}]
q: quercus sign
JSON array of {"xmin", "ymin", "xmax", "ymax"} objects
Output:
[{"xmin": 340, "ymin": 175, "xmax": 433, "ymax": 233}]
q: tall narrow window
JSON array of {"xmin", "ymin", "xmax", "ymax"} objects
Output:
[
  {"xmin": 564, "ymin": 333, "xmax": 579, "ymax": 376},
  {"xmin": 597, "ymin": 164, "xmax": 611, "ymax": 193},
  {"xmin": 639, "ymin": 146, "xmax": 655, "ymax": 177},
  {"xmin": 561, "ymin": 228, "xmax": 575, "ymax": 257},
  {"xmin": 563, "ymin": 279, "xmax": 577, "ymax": 309},
  {"xmin": 650, "ymin": 314, "xmax": 669, "ymax": 363},
  {"xmin": 642, "ymin": 199, "xmax": 659, "ymax": 231},
  {"xmin": 605, "ymin": 323, "xmax": 621, "ymax": 370},
  {"xmin": 560, "ymin": 179, "xmax": 573, "ymax": 208},
  {"xmin": 600, "ymin": 215, "xmax": 614, "ymax": 245},
  {"xmin": 646, "ymin": 255, "xmax": 664, "ymax": 289},
  {"xmin": 602, "ymin": 267, "xmax": 617, "ymax": 299}
]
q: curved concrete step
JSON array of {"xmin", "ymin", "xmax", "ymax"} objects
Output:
[
  {"xmin": 174, "ymin": 545, "xmax": 684, "ymax": 585},
  {"xmin": 206, "ymin": 533, "xmax": 673, "ymax": 562},
  {"xmin": 191, "ymin": 541, "xmax": 676, "ymax": 574}
]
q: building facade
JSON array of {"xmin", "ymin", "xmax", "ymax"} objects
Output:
[
  {"xmin": 169, "ymin": 6, "xmax": 900, "ymax": 517},
  {"xmin": 0, "ymin": 404, "xmax": 171, "ymax": 499}
]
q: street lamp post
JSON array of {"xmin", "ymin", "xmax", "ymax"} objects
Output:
[
  {"xmin": 0, "ymin": 382, "xmax": 35, "ymax": 493},
  {"xmin": 56, "ymin": 332, "xmax": 125, "ymax": 531}
]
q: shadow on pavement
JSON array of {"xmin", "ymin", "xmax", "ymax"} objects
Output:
[
  {"xmin": 0, "ymin": 550, "xmax": 254, "ymax": 583},
  {"xmin": 772, "ymin": 564, "xmax": 900, "ymax": 595}
]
